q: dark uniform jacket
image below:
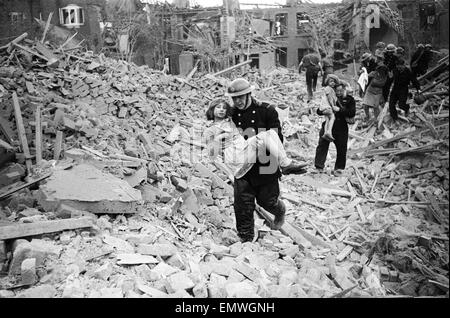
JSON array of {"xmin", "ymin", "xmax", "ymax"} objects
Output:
[
  {"xmin": 301, "ymin": 54, "xmax": 321, "ymax": 73},
  {"xmin": 231, "ymin": 98, "xmax": 283, "ymax": 186},
  {"xmin": 317, "ymin": 94, "xmax": 356, "ymax": 130},
  {"xmin": 392, "ymin": 66, "xmax": 421, "ymax": 91},
  {"xmin": 383, "ymin": 52, "xmax": 399, "ymax": 71}
]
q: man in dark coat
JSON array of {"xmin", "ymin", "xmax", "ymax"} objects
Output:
[
  {"xmin": 411, "ymin": 44, "xmax": 433, "ymax": 77},
  {"xmin": 314, "ymin": 83, "xmax": 356, "ymax": 174},
  {"xmin": 382, "ymin": 43, "xmax": 400, "ymax": 102},
  {"xmin": 299, "ymin": 50, "xmax": 322, "ymax": 102},
  {"xmin": 321, "ymin": 51, "xmax": 334, "ymax": 87},
  {"xmin": 226, "ymin": 78, "xmax": 306, "ymax": 242},
  {"xmin": 389, "ymin": 59, "xmax": 421, "ymax": 120}
]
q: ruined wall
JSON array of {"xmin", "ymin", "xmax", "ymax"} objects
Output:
[
  {"xmin": 259, "ymin": 51, "xmax": 275, "ymax": 72},
  {"xmin": 0, "ymin": 0, "xmax": 41, "ymax": 46},
  {"xmin": 40, "ymin": 0, "xmax": 103, "ymax": 51},
  {"xmin": 0, "ymin": 0, "xmax": 103, "ymax": 50},
  {"xmin": 249, "ymin": 6, "xmax": 314, "ymax": 68}
]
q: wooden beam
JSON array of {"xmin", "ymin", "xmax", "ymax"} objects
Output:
[
  {"xmin": 0, "ymin": 32, "xmax": 28, "ymax": 52},
  {"xmin": 336, "ymin": 245, "xmax": 353, "ymax": 262},
  {"xmin": 13, "ymin": 43, "xmax": 49, "ymax": 61},
  {"xmin": 0, "ymin": 138, "xmax": 13, "ymax": 151},
  {"xmin": 0, "ymin": 172, "xmax": 52, "ymax": 201},
  {"xmin": 40, "ymin": 12, "xmax": 53, "ymax": 43},
  {"xmin": 35, "ymin": 104, "xmax": 42, "ymax": 164},
  {"xmin": 12, "ymin": 92, "xmax": 32, "ymax": 175},
  {"xmin": 281, "ymin": 192, "xmax": 328, "ymax": 210},
  {"xmin": 306, "ymin": 219, "xmax": 331, "ymax": 242},
  {"xmin": 53, "ymin": 130, "xmax": 63, "ymax": 160},
  {"xmin": 0, "ymin": 217, "xmax": 92, "ymax": 240},
  {"xmin": 367, "ymin": 198, "xmax": 448, "ymax": 206},
  {"xmin": 212, "ymin": 60, "xmax": 252, "ymax": 77},
  {"xmin": 255, "ymin": 205, "xmax": 313, "ymax": 250},
  {"xmin": 59, "ymin": 32, "xmax": 78, "ymax": 50},
  {"xmin": 35, "ymin": 42, "xmax": 59, "ymax": 66}
]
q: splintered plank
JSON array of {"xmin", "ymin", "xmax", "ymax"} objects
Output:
[
  {"xmin": 116, "ymin": 253, "xmax": 159, "ymax": 265},
  {"xmin": 0, "ymin": 172, "xmax": 52, "ymax": 200},
  {"xmin": 296, "ymin": 175, "xmax": 351, "ymax": 195},
  {"xmin": 212, "ymin": 60, "xmax": 252, "ymax": 77},
  {"xmin": 336, "ymin": 245, "xmax": 353, "ymax": 262},
  {"xmin": 0, "ymin": 138, "xmax": 13, "ymax": 151},
  {"xmin": 0, "ymin": 217, "xmax": 93, "ymax": 240},
  {"xmin": 35, "ymin": 104, "xmax": 42, "ymax": 164},
  {"xmin": 40, "ymin": 12, "xmax": 53, "ymax": 43},
  {"xmin": 53, "ymin": 130, "xmax": 63, "ymax": 160},
  {"xmin": 255, "ymin": 205, "xmax": 312, "ymax": 250},
  {"xmin": 282, "ymin": 192, "xmax": 328, "ymax": 210},
  {"xmin": 12, "ymin": 92, "xmax": 32, "ymax": 174}
]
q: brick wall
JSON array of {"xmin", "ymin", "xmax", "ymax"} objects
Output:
[
  {"xmin": 0, "ymin": 0, "xmax": 41, "ymax": 46},
  {"xmin": 0, "ymin": 0, "xmax": 104, "ymax": 50}
]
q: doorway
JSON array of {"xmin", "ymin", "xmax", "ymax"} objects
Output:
[{"xmin": 276, "ymin": 47, "xmax": 287, "ymax": 67}]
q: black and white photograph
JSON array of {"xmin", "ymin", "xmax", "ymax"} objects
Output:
[{"xmin": 0, "ymin": 0, "xmax": 448, "ymax": 306}]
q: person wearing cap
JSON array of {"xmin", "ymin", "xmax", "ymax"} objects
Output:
[
  {"xmin": 320, "ymin": 51, "xmax": 334, "ymax": 87},
  {"xmin": 225, "ymin": 78, "xmax": 307, "ymax": 242},
  {"xmin": 362, "ymin": 64, "xmax": 389, "ymax": 121},
  {"xmin": 395, "ymin": 46, "xmax": 406, "ymax": 59},
  {"xmin": 359, "ymin": 52, "xmax": 378, "ymax": 96},
  {"xmin": 314, "ymin": 83, "xmax": 356, "ymax": 175},
  {"xmin": 411, "ymin": 43, "xmax": 433, "ymax": 77},
  {"xmin": 203, "ymin": 98, "xmax": 306, "ymax": 179},
  {"xmin": 361, "ymin": 52, "xmax": 378, "ymax": 74},
  {"xmin": 299, "ymin": 49, "xmax": 322, "ymax": 102},
  {"xmin": 389, "ymin": 58, "xmax": 421, "ymax": 121},
  {"xmin": 382, "ymin": 43, "xmax": 399, "ymax": 102}
]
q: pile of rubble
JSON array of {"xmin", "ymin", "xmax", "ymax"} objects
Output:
[{"xmin": 0, "ymin": 33, "xmax": 448, "ymax": 298}]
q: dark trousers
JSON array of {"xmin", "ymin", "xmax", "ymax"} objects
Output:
[
  {"xmin": 389, "ymin": 87, "xmax": 409, "ymax": 120},
  {"xmin": 314, "ymin": 121, "xmax": 348, "ymax": 170},
  {"xmin": 383, "ymin": 76, "xmax": 394, "ymax": 102},
  {"xmin": 233, "ymin": 177, "xmax": 284, "ymax": 242},
  {"xmin": 306, "ymin": 70, "xmax": 319, "ymax": 100}
]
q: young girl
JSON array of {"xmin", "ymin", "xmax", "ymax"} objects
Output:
[
  {"xmin": 202, "ymin": 99, "xmax": 306, "ymax": 178},
  {"xmin": 319, "ymin": 74, "xmax": 340, "ymax": 142}
]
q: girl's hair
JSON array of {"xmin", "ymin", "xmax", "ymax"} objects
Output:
[
  {"xmin": 325, "ymin": 74, "xmax": 340, "ymax": 86},
  {"xmin": 205, "ymin": 99, "xmax": 233, "ymax": 121}
]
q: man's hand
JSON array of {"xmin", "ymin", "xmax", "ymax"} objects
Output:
[
  {"xmin": 322, "ymin": 109, "xmax": 333, "ymax": 116},
  {"xmin": 332, "ymin": 106, "xmax": 340, "ymax": 112}
]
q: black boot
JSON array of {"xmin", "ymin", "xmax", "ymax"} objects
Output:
[{"xmin": 272, "ymin": 200, "xmax": 286, "ymax": 230}]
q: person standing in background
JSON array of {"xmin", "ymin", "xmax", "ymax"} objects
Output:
[
  {"xmin": 382, "ymin": 43, "xmax": 399, "ymax": 102},
  {"xmin": 299, "ymin": 49, "xmax": 322, "ymax": 102},
  {"xmin": 321, "ymin": 51, "xmax": 334, "ymax": 87}
]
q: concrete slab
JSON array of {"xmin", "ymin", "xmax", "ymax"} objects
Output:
[{"xmin": 37, "ymin": 164, "xmax": 142, "ymax": 214}]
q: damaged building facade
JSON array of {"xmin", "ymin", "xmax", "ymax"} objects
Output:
[
  {"xmin": 0, "ymin": 0, "xmax": 105, "ymax": 50},
  {"xmin": 342, "ymin": 0, "xmax": 449, "ymax": 57},
  {"xmin": 157, "ymin": 2, "xmax": 320, "ymax": 75}
]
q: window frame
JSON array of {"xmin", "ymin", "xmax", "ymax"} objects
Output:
[
  {"xmin": 59, "ymin": 4, "xmax": 85, "ymax": 28},
  {"xmin": 274, "ymin": 13, "xmax": 288, "ymax": 36}
]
